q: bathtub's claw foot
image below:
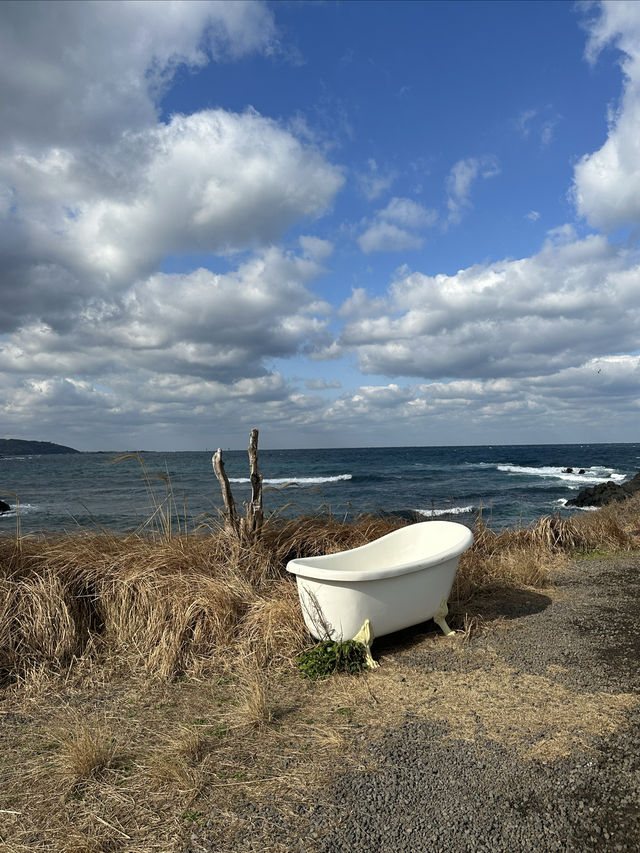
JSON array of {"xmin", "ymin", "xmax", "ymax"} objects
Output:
[
  {"xmin": 433, "ymin": 597, "xmax": 456, "ymax": 637},
  {"xmin": 352, "ymin": 618, "xmax": 379, "ymax": 669}
]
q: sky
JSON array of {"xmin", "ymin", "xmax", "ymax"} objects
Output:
[{"xmin": 1, "ymin": 0, "xmax": 639, "ymax": 451}]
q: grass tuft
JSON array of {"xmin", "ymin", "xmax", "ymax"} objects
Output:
[{"xmin": 52, "ymin": 716, "xmax": 118, "ymax": 785}]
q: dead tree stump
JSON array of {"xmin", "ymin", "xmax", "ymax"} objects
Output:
[
  {"xmin": 240, "ymin": 428, "xmax": 264, "ymax": 541},
  {"xmin": 212, "ymin": 428, "xmax": 264, "ymax": 542},
  {"xmin": 212, "ymin": 448, "xmax": 239, "ymax": 536}
]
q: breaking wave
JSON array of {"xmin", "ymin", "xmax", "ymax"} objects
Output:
[
  {"xmin": 229, "ymin": 474, "xmax": 352, "ymax": 486},
  {"xmin": 496, "ymin": 464, "xmax": 625, "ymax": 486},
  {"xmin": 415, "ymin": 504, "xmax": 475, "ymax": 517}
]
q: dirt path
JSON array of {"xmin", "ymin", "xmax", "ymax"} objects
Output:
[{"xmin": 187, "ymin": 552, "xmax": 640, "ymax": 852}]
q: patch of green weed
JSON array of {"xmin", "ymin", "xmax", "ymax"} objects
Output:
[{"xmin": 297, "ymin": 640, "xmax": 367, "ymax": 680}]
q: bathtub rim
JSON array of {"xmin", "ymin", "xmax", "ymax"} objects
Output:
[{"xmin": 286, "ymin": 520, "xmax": 473, "ymax": 583}]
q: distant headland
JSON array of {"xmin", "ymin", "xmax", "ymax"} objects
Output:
[{"xmin": 0, "ymin": 439, "xmax": 80, "ymax": 456}]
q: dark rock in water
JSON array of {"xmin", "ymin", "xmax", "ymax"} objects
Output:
[
  {"xmin": 563, "ymin": 467, "xmax": 574, "ymax": 474},
  {"xmin": 0, "ymin": 499, "xmax": 10, "ymax": 514},
  {"xmin": 578, "ymin": 469, "xmax": 586, "ymax": 475},
  {"xmin": 567, "ymin": 470, "xmax": 640, "ymax": 508}
]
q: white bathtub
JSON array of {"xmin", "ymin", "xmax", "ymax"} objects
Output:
[{"xmin": 286, "ymin": 520, "xmax": 473, "ymax": 642}]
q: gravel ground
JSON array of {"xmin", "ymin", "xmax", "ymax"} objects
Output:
[{"xmin": 186, "ymin": 553, "xmax": 640, "ymax": 853}]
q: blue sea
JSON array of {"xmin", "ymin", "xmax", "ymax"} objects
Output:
[{"xmin": 1, "ymin": 443, "xmax": 639, "ymax": 536}]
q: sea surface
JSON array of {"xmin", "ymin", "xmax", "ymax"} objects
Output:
[{"xmin": 1, "ymin": 443, "xmax": 639, "ymax": 536}]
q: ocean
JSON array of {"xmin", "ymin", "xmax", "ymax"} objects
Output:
[{"xmin": 1, "ymin": 443, "xmax": 639, "ymax": 536}]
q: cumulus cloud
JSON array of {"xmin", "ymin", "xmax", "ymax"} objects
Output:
[
  {"xmin": 0, "ymin": 0, "xmax": 278, "ymax": 148},
  {"xmin": 3, "ymin": 0, "xmax": 640, "ymax": 449},
  {"xmin": 1, "ymin": 368, "xmax": 331, "ymax": 449},
  {"xmin": 0, "ymin": 240, "xmax": 340, "ymax": 447},
  {"xmin": 0, "ymin": 1, "xmax": 350, "ymax": 448},
  {"xmin": 446, "ymin": 156, "xmax": 500, "ymax": 226},
  {"xmin": 573, "ymin": 0, "xmax": 640, "ymax": 229},
  {"xmin": 0, "ymin": 109, "xmax": 344, "ymax": 333},
  {"xmin": 339, "ymin": 234, "xmax": 640, "ymax": 379},
  {"xmin": 320, "ymin": 354, "xmax": 640, "ymax": 442},
  {"xmin": 0, "ymin": 246, "xmax": 332, "ymax": 383},
  {"xmin": 357, "ymin": 197, "xmax": 437, "ymax": 253},
  {"xmin": 0, "ymin": 0, "xmax": 344, "ymax": 336}
]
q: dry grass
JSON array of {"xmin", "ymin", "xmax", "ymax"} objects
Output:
[
  {"xmin": 452, "ymin": 499, "xmax": 637, "ymax": 604},
  {"xmin": 1, "ymin": 495, "xmax": 639, "ymax": 851},
  {"xmin": 1, "ymin": 497, "xmax": 638, "ymax": 685},
  {"xmin": 0, "ymin": 515, "xmax": 408, "ymax": 687},
  {"xmin": 0, "ymin": 666, "xmax": 359, "ymax": 853},
  {"xmin": 52, "ymin": 712, "xmax": 119, "ymax": 786}
]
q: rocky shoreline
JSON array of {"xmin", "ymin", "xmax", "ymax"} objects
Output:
[{"xmin": 567, "ymin": 470, "xmax": 640, "ymax": 508}]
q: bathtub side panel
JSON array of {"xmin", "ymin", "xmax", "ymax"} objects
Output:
[{"xmin": 296, "ymin": 557, "xmax": 460, "ymax": 641}]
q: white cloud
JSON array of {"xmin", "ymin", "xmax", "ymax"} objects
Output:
[
  {"xmin": 515, "ymin": 108, "xmax": 561, "ymax": 148},
  {"xmin": 357, "ymin": 158, "xmax": 397, "ymax": 200},
  {"xmin": 358, "ymin": 221, "xmax": 424, "ymax": 254},
  {"xmin": 357, "ymin": 197, "xmax": 437, "ymax": 253},
  {"xmin": 0, "ymin": 246, "xmax": 332, "ymax": 384},
  {"xmin": 516, "ymin": 109, "xmax": 538, "ymax": 138},
  {"xmin": 1, "ymin": 369, "xmax": 329, "ymax": 450},
  {"xmin": 0, "ymin": 109, "xmax": 344, "ymax": 332},
  {"xmin": 339, "ymin": 234, "xmax": 640, "ymax": 379},
  {"xmin": 2, "ymin": 0, "xmax": 640, "ymax": 449},
  {"xmin": 0, "ymin": 0, "xmax": 278, "ymax": 148},
  {"xmin": 298, "ymin": 235, "xmax": 334, "ymax": 260},
  {"xmin": 0, "ymin": 1, "xmax": 344, "ymax": 336},
  {"xmin": 6, "ymin": 351, "xmax": 638, "ymax": 449},
  {"xmin": 305, "ymin": 378, "xmax": 342, "ymax": 390},
  {"xmin": 573, "ymin": 0, "xmax": 640, "ymax": 229},
  {"xmin": 540, "ymin": 116, "xmax": 561, "ymax": 148},
  {"xmin": 379, "ymin": 197, "xmax": 437, "ymax": 229},
  {"xmin": 320, "ymin": 354, "xmax": 640, "ymax": 442},
  {"xmin": 445, "ymin": 156, "xmax": 500, "ymax": 226},
  {"xmin": 0, "ymin": 239, "xmax": 342, "ymax": 447}
]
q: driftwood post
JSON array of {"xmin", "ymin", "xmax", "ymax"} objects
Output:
[
  {"xmin": 212, "ymin": 428, "xmax": 264, "ymax": 541},
  {"xmin": 240, "ymin": 428, "xmax": 264, "ymax": 540},
  {"xmin": 212, "ymin": 447, "xmax": 239, "ymax": 535}
]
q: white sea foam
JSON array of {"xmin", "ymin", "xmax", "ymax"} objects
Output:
[
  {"xmin": 0, "ymin": 503, "xmax": 38, "ymax": 517},
  {"xmin": 554, "ymin": 498, "xmax": 599, "ymax": 512},
  {"xmin": 415, "ymin": 505, "xmax": 474, "ymax": 517},
  {"xmin": 496, "ymin": 464, "xmax": 626, "ymax": 486},
  {"xmin": 229, "ymin": 474, "xmax": 352, "ymax": 486}
]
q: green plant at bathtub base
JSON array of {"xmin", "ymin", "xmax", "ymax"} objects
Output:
[
  {"xmin": 297, "ymin": 618, "xmax": 379, "ymax": 679},
  {"xmin": 297, "ymin": 639, "xmax": 369, "ymax": 679}
]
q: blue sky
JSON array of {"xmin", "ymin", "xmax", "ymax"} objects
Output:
[{"xmin": 1, "ymin": 0, "xmax": 639, "ymax": 449}]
